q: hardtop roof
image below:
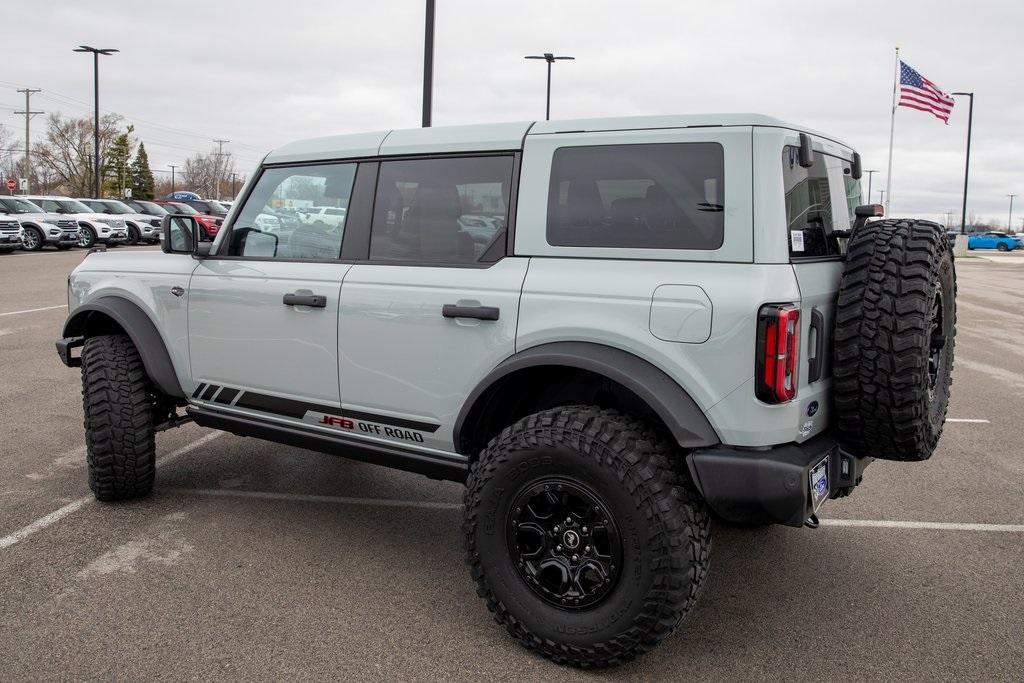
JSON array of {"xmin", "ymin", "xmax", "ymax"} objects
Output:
[{"xmin": 263, "ymin": 113, "xmax": 853, "ymax": 164}]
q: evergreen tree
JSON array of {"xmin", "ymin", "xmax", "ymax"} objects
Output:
[
  {"xmin": 130, "ymin": 143, "xmax": 156, "ymax": 200},
  {"xmin": 103, "ymin": 125, "xmax": 135, "ymax": 197}
]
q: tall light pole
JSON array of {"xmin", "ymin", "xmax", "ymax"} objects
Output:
[
  {"xmin": 422, "ymin": 0, "xmax": 435, "ymax": 127},
  {"xmin": 864, "ymin": 170, "xmax": 878, "ymax": 205},
  {"xmin": 877, "ymin": 189, "xmax": 886, "ymax": 206},
  {"xmin": 169, "ymin": 164, "xmax": 177, "ymax": 194},
  {"xmin": 952, "ymin": 92, "xmax": 974, "ymax": 234},
  {"xmin": 1009, "ymin": 194, "xmax": 1017, "ymax": 232},
  {"xmin": 74, "ymin": 45, "xmax": 118, "ymax": 199},
  {"xmin": 525, "ymin": 53, "xmax": 575, "ymax": 120}
]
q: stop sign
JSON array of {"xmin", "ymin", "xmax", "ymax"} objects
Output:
[{"xmin": 5, "ymin": 179, "xmax": 14, "ymax": 191}]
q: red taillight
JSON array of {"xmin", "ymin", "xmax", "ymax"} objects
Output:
[{"xmin": 756, "ymin": 304, "xmax": 800, "ymax": 403}]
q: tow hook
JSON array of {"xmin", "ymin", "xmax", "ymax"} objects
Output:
[{"xmin": 804, "ymin": 513, "xmax": 820, "ymax": 529}]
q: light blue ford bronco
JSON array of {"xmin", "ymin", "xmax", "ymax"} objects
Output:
[{"xmin": 57, "ymin": 114, "xmax": 955, "ymax": 667}]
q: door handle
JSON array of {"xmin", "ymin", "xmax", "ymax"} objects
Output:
[
  {"xmin": 442, "ymin": 304, "xmax": 500, "ymax": 321},
  {"xmin": 283, "ymin": 293, "xmax": 327, "ymax": 308},
  {"xmin": 807, "ymin": 307, "xmax": 825, "ymax": 383}
]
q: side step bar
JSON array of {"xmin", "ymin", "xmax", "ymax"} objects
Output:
[{"xmin": 187, "ymin": 405, "xmax": 468, "ymax": 483}]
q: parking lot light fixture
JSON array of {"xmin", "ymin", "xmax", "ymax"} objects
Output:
[
  {"xmin": 73, "ymin": 45, "xmax": 118, "ymax": 199},
  {"xmin": 525, "ymin": 53, "xmax": 575, "ymax": 120},
  {"xmin": 1008, "ymin": 194, "xmax": 1016, "ymax": 233}
]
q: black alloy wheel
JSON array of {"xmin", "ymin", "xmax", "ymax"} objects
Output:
[{"xmin": 507, "ymin": 478, "xmax": 622, "ymax": 610}]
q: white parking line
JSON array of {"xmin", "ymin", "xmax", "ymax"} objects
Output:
[
  {"xmin": 946, "ymin": 418, "xmax": 991, "ymax": 423},
  {"xmin": 169, "ymin": 488, "xmax": 1024, "ymax": 533},
  {"xmin": 820, "ymin": 518, "xmax": 1024, "ymax": 532},
  {"xmin": 0, "ymin": 304, "xmax": 67, "ymax": 317},
  {"xmin": 0, "ymin": 432, "xmax": 221, "ymax": 551}
]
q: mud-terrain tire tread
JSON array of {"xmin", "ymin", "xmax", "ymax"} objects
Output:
[
  {"xmin": 464, "ymin": 405, "xmax": 711, "ymax": 668},
  {"xmin": 81, "ymin": 334, "xmax": 156, "ymax": 500},
  {"xmin": 833, "ymin": 218, "xmax": 956, "ymax": 461}
]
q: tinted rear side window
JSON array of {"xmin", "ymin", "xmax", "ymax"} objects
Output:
[{"xmin": 546, "ymin": 143, "xmax": 725, "ymax": 250}]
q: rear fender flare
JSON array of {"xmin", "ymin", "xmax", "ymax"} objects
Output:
[{"xmin": 454, "ymin": 342, "xmax": 719, "ymax": 454}]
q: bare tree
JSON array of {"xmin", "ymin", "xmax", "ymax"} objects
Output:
[
  {"xmin": 34, "ymin": 113, "xmax": 124, "ymax": 196},
  {"xmin": 0, "ymin": 126, "xmax": 18, "ymax": 184},
  {"xmin": 181, "ymin": 146, "xmax": 238, "ymax": 199}
]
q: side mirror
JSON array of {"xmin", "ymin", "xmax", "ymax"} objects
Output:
[
  {"xmin": 850, "ymin": 152, "xmax": 863, "ymax": 180},
  {"xmin": 161, "ymin": 215, "xmax": 198, "ymax": 255},
  {"xmin": 798, "ymin": 133, "xmax": 814, "ymax": 168}
]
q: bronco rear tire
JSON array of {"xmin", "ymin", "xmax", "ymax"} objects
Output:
[
  {"xmin": 834, "ymin": 218, "xmax": 956, "ymax": 461},
  {"xmin": 81, "ymin": 334, "xmax": 156, "ymax": 500},
  {"xmin": 464, "ymin": 406, "xmax": 710, "ymax": 667}
]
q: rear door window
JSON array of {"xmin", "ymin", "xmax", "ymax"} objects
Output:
[
  {"xmin": 369, "ymin": 155, "xmax": 514, "ymax": 265},
  {"xmin": 546, "ymin": 142, "xmax": 725, "ymax": 250},
  {"xmin": 782, "ymin": 146, "xmax": 860, "ymax": 258}
]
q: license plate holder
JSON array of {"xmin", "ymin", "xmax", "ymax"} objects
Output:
[{"xmin": 809, "ymin": 456, "xmax": 829, "ymax": 510}]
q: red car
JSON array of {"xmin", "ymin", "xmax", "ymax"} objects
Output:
[{"xmin": 153, "ymin": 200, "xmax": 222, "ymax": 239}]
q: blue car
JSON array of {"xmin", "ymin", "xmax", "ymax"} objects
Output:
[{"xmin": 967, "ymin": 231, "xmax": 1021, "ymax": 251}]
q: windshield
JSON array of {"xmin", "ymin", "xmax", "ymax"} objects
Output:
[
  {"xmin": 102, "ymin": 200, "xmax": 135, "ymax": 214},
  {"xmin": 138, "ymin": 201, "xmax": 168, "ymax": 215},
  {"xmin": 0, "ymin": 197, "xmax": 45, "ymax": 214},
  {"xmin": 166, "ymin": 202, "xmax": 199, "ymax": 215},
  {"xmin": 50, "ymin": 199, "xmax": 94, "ymax": 214}
]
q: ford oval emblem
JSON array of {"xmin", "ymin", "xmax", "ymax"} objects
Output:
[{"xmin": 807, "ymin": 401, "xmax": 819, "ymax": 417}]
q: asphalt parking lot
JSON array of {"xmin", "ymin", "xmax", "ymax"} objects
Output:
[{"xmin": 1, "ymin": 246, "xmax": 1022, "ymax": 680}]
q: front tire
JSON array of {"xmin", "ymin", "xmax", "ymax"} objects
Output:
[
  {"xmin": 997, "ymin": 242, "xmax": 1009, "ymax": 252},
  {"xmin": 22, "ymin": 226, "xmax": 43, "ymax": 251},
  {"xmin": 77, "ymin": 226, "xmax": 96, "ymax": 248},
  {"xmin": 81, "ymin": 334, "xmax": 156, "ymax": 501},
  {"xmin": 464, "ymin": 406, "xmax": 710, "ymax": 667},
  {"xmin": 126, "ymin": 225, "xmax": 140, "ymax": 245}
]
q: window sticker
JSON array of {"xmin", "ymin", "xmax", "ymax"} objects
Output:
[{"xmin": 790, "ymin": 229, "xmax": 805, "ymax": 252}]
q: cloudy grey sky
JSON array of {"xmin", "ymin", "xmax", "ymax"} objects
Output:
[{"xmin": 4, "ymin": 0, "xmax": 1021, "ymax": 226}]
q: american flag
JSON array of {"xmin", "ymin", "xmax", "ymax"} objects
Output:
[{"xmin": 898, "ymin": 61, "xmax": 955, "ymax": 123}]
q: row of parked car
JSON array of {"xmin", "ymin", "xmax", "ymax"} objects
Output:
[{"xmin": 0, "ymin": 195, "xmax": 233, "ymax": 253}]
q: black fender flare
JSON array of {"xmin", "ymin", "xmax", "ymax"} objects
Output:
[
  {"xmin": 454, "ymin": 342, "xmax": 719, "ymax": 454},
  {"xmin": 62, "ymin": 296, "xmax": 185, "ymax": 398}
]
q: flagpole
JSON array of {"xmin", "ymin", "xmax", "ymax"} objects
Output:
[{"xmin": 884, "ymin": 46, "xmax": 899, "ymax": 215}]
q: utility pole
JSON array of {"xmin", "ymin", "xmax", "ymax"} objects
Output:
[
  {"xmin": 213, "ymin": 139, "xmax": 230, "ymax": 200},
  {"xmin": 230, "ymin": 172, "xmax": 238, "ymax": 198},
  {"xmin": 524, "ymin": 53, "xmax": 575, "ymax": 120},
  {"xmin": 74, "ymin": 46, "xmax": 118, "ymax": 198},
  {"xmin": 1009, "ymin": 194, "xmax": 1017, "ymax": 232},
  {"xmin": 422, "ymin": 0, "xmax": 435, "ymax": 127},
  {"xmin": 169, "ymin": 164, "xmax": 178, "ymax": 194},
  {"xmin": 14, "ymin": 89, "xmax": 43, "ymax": 194}
]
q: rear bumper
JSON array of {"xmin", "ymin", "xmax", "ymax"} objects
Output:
[{"xmin": 686, "ymin": 433, "xmax": 872, "ymax": 528}]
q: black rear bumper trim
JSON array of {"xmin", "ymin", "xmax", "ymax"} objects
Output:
[{"xmin": 686, "ymin": 433, "xmax": 871, "ymax": 528}]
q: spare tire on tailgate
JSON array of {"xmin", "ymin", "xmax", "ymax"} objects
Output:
[{"xmin": 833, "ymin": 218, "xmax": 956, "ymax": 461}]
